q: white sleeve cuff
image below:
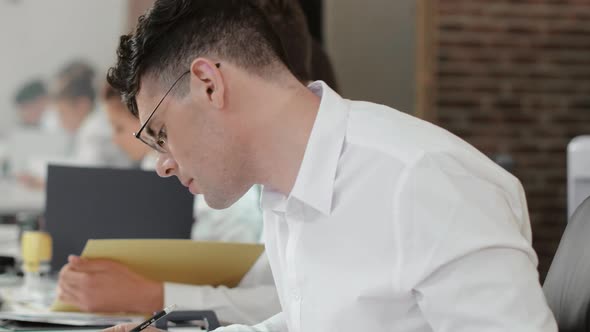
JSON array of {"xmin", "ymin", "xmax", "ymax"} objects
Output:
[{"xmin": 164, "ymin": 282, "xmax": 206, "ymax": 309}]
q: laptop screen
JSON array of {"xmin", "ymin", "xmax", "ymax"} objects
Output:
[{"xmin": 45, "ymin": 165, "xmax": 194, "ymax": 272}]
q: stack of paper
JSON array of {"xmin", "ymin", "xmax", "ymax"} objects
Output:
[
  {"xmin": 52, "ymin": 239, "xmax": 264, "ymax": 312},
  {"xmin": 0, "ymin": 311, "xmax": 144, "ymax": 327}
]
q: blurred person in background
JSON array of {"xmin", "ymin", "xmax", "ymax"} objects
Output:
[
  {"xmin": 12, "ymin": 79, "xmax": 58, "ymax": 189},
  {"xmin": 17, "ymin": 60, "xmax": 132, "ymax": 190},
  {"xmin": 7, "ymin": 80, "xmax": 62, "ymax": 185},
  {"xmin": 13, "ymin": 79, "xmax": 50, "ymax": 129},
  {"xmin": 56, "ymin": 0, "xmax": 325, "ymax": 326},
  {"xmin": 51, "ymin": 60, "xmax": 131, "ymax": 168},
  {"xmin": 51, "ymin": 61, "xmax": 96, "ymax": 136},
  {"xmin": 102, "ymin": 83, "xmax": 151, "ymax": 166}
]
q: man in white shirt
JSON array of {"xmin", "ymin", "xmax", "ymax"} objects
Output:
[{"xmin": 105, "ymin": 0, "xmax": 557, "ymax": 331}]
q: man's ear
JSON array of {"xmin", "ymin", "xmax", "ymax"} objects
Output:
[{"xmin": 189, "ymin": 58, "xmax": 225, "ymax": 109}]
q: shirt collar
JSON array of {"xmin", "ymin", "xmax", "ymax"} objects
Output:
[{"xmin": 261, "ymin": 81, "xmax": 349, "ymax": 216}]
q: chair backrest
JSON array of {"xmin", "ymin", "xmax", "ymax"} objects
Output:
[
  {"xmin": 568, "ymin": 136, "xmax": 590, "ymax": 219},
  {"xmin": 544, "ymin": 196, "xmax": 590, "ymax": 332}
]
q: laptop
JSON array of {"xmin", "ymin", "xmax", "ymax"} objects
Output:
[{"xmin": 44, "ymin": 165, "xmax": 194, "ymax": 272}]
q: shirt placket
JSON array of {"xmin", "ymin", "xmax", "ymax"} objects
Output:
[{"xmin": 285, "ymin": 200, "xmax": 304, "ymax": 332}]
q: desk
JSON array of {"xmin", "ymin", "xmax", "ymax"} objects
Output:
[
  {"xmin": 0, "ymin": 180, "xmax": 44, "ymax": 216},
  {"xmin": 0, "ymin": 278, "xmax": 209, "ymax": 331},
  {"xmin": 0, "ymin": 277, "xmax": 101, "ymax": 332}
]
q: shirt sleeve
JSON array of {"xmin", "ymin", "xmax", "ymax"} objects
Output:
[
  {"xmin": 212, "ymin": 312, "xmax": 287, "ymax": 332},
  {"xmin": 396, "ymin": 152, "xmax": 557, "ymax": 332},
  {"xmin": 164, "ymin": 283, "xmax": 280, "ymax": 326},
  {"xmin": 164, "ymin": 252, "xmax": 280, "ymax": 326}
]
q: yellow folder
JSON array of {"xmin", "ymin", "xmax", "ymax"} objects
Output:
[{"xmin": 52, "ymin": 239, "xmax": 264, "ymax": 312}]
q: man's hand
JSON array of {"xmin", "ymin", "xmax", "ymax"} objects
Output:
[
  {"xmin": 57, "ymin": 255, "xmax": 164, "ymax": 314},
  {"xmin": 102, "ymin": 323, "xmax": 162, "ymax": 332}
]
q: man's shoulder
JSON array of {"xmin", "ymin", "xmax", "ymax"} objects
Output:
[{"xmin": 344, "ymin": 100, "xmax": 470, "ymax": 165}]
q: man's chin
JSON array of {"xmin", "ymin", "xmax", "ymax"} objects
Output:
[
  {"xmin": 202, "ymin": 193, "xmax": 238, "ymax": 210},
  {"xmin": 188, "ymin": 186, "xmax": 199, "ymax": 195},
  {"xmin": 188, "ymin": 180, "xmax": 201, "ymax": 195}
]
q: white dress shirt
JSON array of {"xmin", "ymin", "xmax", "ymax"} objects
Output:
[
  {"xmin": 164, "ymin": 252, "xmax": 280, "ymax": 325},
  {"xmin": 163, "ymin": 186, "xmax": 281, "ymax": 325},
  {"xmin": 216, "ymin": 81, "xmax": 557, "ymax": 332}
]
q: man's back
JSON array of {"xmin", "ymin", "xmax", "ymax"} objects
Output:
[{"xmin": 255, "ymin": 81, "xmax": 556, "ymax": 332}]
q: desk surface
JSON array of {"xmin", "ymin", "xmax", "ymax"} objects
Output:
[
  {"xmin": 0, "ymin": 180, "xmax": 44, "ymax": 216},
  {"xmin": 0, "ymin": 277, "xmax": 97, "ymax": 332}
]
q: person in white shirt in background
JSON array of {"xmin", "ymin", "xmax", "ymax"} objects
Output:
[
  {"xmin": 12, "ymin": 80, "xmax": 51, "ymax": 129},
  {"xmin": 5, "ymin": 80, "xmax": 65, "ymax": 185},
  {"xmin": 1, "ymin": 80, "xmax": 54, "ymax": 182},
  {"xmin": 103, "ymin": 0, "xmax": 557, "ymax": 331},
  {"xmin": 51, "ymin": 60, "xmax": 132, "ymax": 169},
  {"xmin": 16, "ymin": 60, "xmax": 133, "ymax": 189}
]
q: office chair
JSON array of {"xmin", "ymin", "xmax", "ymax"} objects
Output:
[
  {"xmin": 568, "ymin": 136, "xmax": 590, "ymax": 219},
  {"xmin": 544, "ymin": 196, "xmax": 590, "ymax": 332}
]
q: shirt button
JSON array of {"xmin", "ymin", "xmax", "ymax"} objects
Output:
[{"xmin": 291, "ymin": 289, "xmax": 301, "ymax": 301}]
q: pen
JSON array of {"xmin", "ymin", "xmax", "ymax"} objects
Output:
[{"xmin": 129, "ymin": 304, "xmax": 177, "ymax": 332}]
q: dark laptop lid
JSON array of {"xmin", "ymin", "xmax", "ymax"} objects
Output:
[{"xmin": 45, "ymin": 165, "xmax": 194, "ymax": 272}]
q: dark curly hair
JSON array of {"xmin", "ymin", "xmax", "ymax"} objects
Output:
[
  {"xmin": 107, "ymin": 0, "xmax": 290, "ymax": 117},
  {"xmin": 14, "ymin": 79, "xmax": 47, "ymax": 106}
]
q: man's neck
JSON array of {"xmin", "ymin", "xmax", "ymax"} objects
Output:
[{"xmin": 249, "ymin": 80, "xmax": 321, "ymax": 196}]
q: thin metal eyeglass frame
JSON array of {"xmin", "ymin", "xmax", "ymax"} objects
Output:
[{"xmin": 133, "ymin": 63, "xmax": 220, "ymax": 152}]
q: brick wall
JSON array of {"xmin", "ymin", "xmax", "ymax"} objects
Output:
[{"xmin": 430, "ymin": 0, "xmax": 590, "ymax": 279}]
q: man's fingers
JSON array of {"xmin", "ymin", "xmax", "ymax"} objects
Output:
[
  {"xmin": 67, "ymin": 255, "xmax": 83, "ymax": 266},
  {"xmin": 57, "ymin": 278, "xmax": 85, "ymax": 308},
  {"xmin": 68, "ymin": 258, "xmax": 120, "ymax": 273},
  {"xmin": 57, "ymin": 285, "xmax": 81, "ymax": 306},
  {"xmin": 59, "ymin": 269, "xmax": 91, "ymax": 292}
]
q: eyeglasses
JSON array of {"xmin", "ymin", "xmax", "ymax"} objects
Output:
[{"xmin": 134, "ymin": 63, "xmax": 220, "ymax": 153}]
